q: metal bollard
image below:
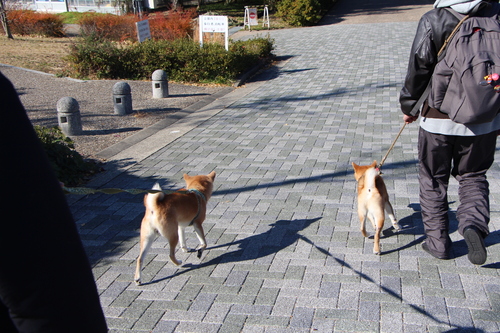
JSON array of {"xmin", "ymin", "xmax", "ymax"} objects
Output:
[
  {"xmin": 57, "ymin": 97, "xmax": 82, "ymax": 136},
  {"xmin": 113, "ymin": 82, "xmax": 132, "ymax": 115},
  {"xmin": 152, "ymin": 69, "xmax": 169, "ymax": 98}
]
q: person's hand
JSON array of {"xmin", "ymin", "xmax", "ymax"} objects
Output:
[{"xmin": 404, "ymin": 114, "xmax": 418, "ymax": 124}]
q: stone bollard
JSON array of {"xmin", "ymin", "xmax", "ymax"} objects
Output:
[
  {"xmin": 57, "ymin": 97, "xmax": 82, "ymax": 136},
  {"xmin": 113, "ymin": 82, "xmax": 132, "ymax": 115},
  {"xmin": 152, "ymin": 69, "xmax": 169, "ymax": 98}
]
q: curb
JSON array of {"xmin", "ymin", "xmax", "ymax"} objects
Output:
[{"xmin": 94, "ymin": 87, "xmax": 234, "ymax": 160}]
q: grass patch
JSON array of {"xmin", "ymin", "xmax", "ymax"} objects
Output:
[{"xmin": 57, "ymin": 11, "xmax": 88, "ymax": 24}]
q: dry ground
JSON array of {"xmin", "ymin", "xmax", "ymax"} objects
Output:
[{"xmin": 0, "ymin": 35, "xmax": 74, "ymax": 74}]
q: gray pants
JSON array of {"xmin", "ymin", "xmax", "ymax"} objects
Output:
[{"xmin": 418, "ymin": 127, "xmax": 496, "ymax": 256}]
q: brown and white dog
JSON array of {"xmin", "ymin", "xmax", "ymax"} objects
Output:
[
  {"xmin": 352, "ymin": 161, "xmax": 399, "ymax": 255},
  {"xmin": 134, "ymin": 171, "xmax": 216, "ymax": 285}
]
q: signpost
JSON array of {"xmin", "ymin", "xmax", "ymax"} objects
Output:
[
  {"xmin": 199, "ymin": 15, "xmax": 229, "ymax": 51},
  {"xmin": 136, "ymin": 19, "xmax": 151, "ymax": 43},
  {"xmin": 244, "ymin": 6, "xmax": 270, "ymax": 31}
]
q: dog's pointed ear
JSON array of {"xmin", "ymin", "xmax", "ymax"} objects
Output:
[
  {"xmin": 352, "ymin": 163, "xmax": 361, "ymax": 180},
  {"xmin": 208, "ymin": 171, "xmax": 216, "ymax": 180},
  {"xmin": 371, "ymin": 161, "xmax": 377, "ymax": 167},
  {"xmin": 183, "ymin": 173, "xmax": 191, "ymax": 181}
]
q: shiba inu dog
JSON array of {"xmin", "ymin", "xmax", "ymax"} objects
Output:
[
  {"xmin": 134, "ymin": 171, "xmax": 216, "ymax": 285},
  {"xmin": 352, "ymin": 161, "xmax": 399, "ymax": 254}
]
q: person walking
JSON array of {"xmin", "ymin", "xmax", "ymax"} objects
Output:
[{"xmin": 400, "ymin": 0, "xmax": 500, "ymax": 265}]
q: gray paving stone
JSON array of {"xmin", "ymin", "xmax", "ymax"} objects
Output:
[
  {"xmin": 245, "ymin": 314, "xmax": 290, "ymax": 328},
  {"xmin": 132, "ymin": 308, "xmax": 164, "ymax": 331},
  {"xmin": 151, "ymin": 320, "xmax": 178, "ymax": 333},
  {"xmin": 358, "ymin": 301, "xmax": 380, "ymax": 322},
  {"xmin": 447, "ymin": 307, "xmax": 474, "ymax": 328},
  {"xmin": 255, "ymin": 287, "xmax": 280, "ymax": 306},
  {"xmin": 334, "ymin": 318, "xmax": 380, "ymax": 332},
  {"xmin": 380, "ymin": 310, "xmax": 403, "ymax": 333},
  {"xmin": 289, "ymin": 307, "xmax": 314, "ymax": 328}
]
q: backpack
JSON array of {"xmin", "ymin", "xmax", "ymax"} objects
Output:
[{"xmin": 428, "ymin": 3, "xmax": 500, "ymax": 125}]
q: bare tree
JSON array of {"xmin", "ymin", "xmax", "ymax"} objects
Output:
[{"xmin": 0, "ymin": 0, "xmax": 13, "ymax": 39}]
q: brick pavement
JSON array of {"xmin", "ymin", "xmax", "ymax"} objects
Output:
[{"xmin": 68, "ymin": 7, "xmax": 500, "ymax": 333}]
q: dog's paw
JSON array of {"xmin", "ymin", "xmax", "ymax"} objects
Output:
[
  {"xmin": 195, "ymin": 244, "xmax": 206, "ymax": 259},
  {"xmin": 170, "ymin": 255, "xmax": 183, "ymax": 266},
  {"xmin": 181, "ymin": 247, "xmax": 190, "ymax": 253}
]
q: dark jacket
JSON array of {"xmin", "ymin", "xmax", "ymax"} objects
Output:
[
  {"xmin": 400, "ymin": 2, "xmax": 493, "ymax": 116},
  {"xmin": 0, "ymin": 72, "xmax": 108, "ymax": 333}
]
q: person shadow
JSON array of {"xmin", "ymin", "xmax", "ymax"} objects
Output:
[
  {"xmin": 144, "ymin": 217, "xmax": 323, "ymax": 285},
  {"xmin": 381, "ymin": 203, "xmax": 500, "ymax": 268}
]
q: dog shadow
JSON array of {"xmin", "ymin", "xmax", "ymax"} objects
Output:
[
  {"xmin": 368, "ymin": 203, "xmax": 425, "ymax": 255},
  {"xmin": 144, "ymin": 217, "xmax": 322, "ymax": 285},
  {"xmin": 379, "ymin": 202, "xmax": 450, "ymax": 256}
]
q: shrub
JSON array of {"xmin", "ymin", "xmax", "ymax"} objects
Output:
[
  {"xmin": 78, "ymin": 13, "xmax": 137, "ymax": 42},
  {"xmin": 66, "ymin": 35, "xmax": 125, "ymax": 79},
  {"xmin": 172, "ymin": 41, "xmax": 235, "ymax": 83},
  {"xmin": 5, "ymin": 10, "xmax": 65, "ymax": 37},
  {"xmin": 34, "ymin": 126, "xmax": 99, "ymax": 186},
  {"xmin": 276, "ymin": 0, "xmax": 322, "ymax": 27},
  {"xmin": 148, "ymin": 8, "xmax": 197, "ymax": 40},
  {"xmin": 65, "ymin": 37, "xmax": 274, "ymax": 84},
  {"xmin": 76, "ymin": 9, "xmax": 196, "ymax": 42},
  {"xmin": 124, "ymin": 39, "xmax": 178, "ymax": 78},
  {"xmin": 230, "ymin": 38, "xmax": 275, "ymax": 59}
]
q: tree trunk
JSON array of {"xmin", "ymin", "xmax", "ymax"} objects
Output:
[{"xmin": 0, "ymin": 0, "xmax": 13, "ymax": 39}]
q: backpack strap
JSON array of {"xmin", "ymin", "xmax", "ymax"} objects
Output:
[
  {"xmin": 438, "ymin": 9, "xmax": 470, "ymax": 60},
  {"xmin": 409, "ymin": 11, "xmax": 469, "ymax": 116},
  {"xmin": 445, "ymin": 7, "xmax": 465, "ymax": 20}
]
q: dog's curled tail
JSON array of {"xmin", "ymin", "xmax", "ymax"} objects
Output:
[{"xmin": 145, "ymin": 183, "xmax": 164, "ymax": 210}]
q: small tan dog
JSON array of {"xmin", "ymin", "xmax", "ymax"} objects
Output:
[
  {"xmin": 134, "ymin": 171, "xmax": 216, "ymax": 285},
  {"xmin": 352, "ymin": 161, "xmax": 399, "ymax": 255}
]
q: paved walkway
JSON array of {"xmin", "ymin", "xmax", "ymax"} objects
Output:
[{"xmin": 63, "ymin": 1, "xmax": 500, "ymax": 332}]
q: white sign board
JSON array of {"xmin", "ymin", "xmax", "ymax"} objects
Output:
[
  {"xmin": 200, "ymin": 15, "xmax": 228, "ymax": 33},
  {"xmin": 248, "ymin": 8, "xmax": 258, "ymax": 26},
  {"xmin": 136, "ymin": 20, "xmax": 151, "ymax": 43},
  {"xmin": 199, "ymin": 15, "xmax": 229, "ymax": 51}
]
